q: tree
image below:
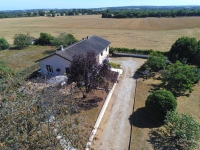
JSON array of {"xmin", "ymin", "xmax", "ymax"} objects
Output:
[
  {"xmin": 13, "ymin": 33, "xmax": 31, "ymax": 49},
  {"xmin": 163, "ymin": 111, "xmax": 200, "ymax": 149},
  {"xmin": 168, "ymin": 37, "xmax": 200, "ymax": 64},
  {"xmin": 36, "ymin": 32, "xmax": 54, "ymax": 46},
  {"xmin": 0, "ymin": 37, "xmax": 9, "ymax": 50},
  {"xmin": 145, "ymin": 90, "xmax": 177, "ymax": 122},
  {"xmin": 145, "ymin": 51, "xmax": 166, "ymax": 71},
  {"xmin": 70, "ymin": 51, "xmax": 118, "ymax": 94},
  {"xmin": 161, "ymin": 61, "xmax": 198, "ymax": 94},
  {"xmin": 0, "ymin": 75, "xmax": 89, "ymax": 149},
  {"xmin": 51, "ymin": 33, "xmax": 78, "ymax": 47},
  {"xmin": 38, "ymin": 10, "xmax": 45, "ymax": 16}
]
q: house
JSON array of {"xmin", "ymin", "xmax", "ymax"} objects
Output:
[{"xmin": 36, "ymin": 35, "xmax": 111, "ymax": 75}]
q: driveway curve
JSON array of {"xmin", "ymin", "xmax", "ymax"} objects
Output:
[{"xmin": 91, "ymin": 57, "xmax": 145, "ymax": 150}]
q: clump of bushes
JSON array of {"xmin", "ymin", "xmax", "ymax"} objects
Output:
[{"xmin": 0, "ymin": 37, "xmax": 9, "ymax": 50}]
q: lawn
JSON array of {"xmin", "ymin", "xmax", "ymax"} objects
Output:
[
  {"xmin": 0, "ymin": 45, "xmax": 56, "ymax": 71},
  {"xmin": 130, "ymin": 75, "xmax": 200, "ymax": 149}
]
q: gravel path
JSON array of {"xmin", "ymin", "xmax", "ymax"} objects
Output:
[{"xmin": 91, "ymin": 57, "xmax": 145, "ymax": 150}]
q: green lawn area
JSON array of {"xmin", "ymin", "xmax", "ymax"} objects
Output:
[{"xmin": 0, "ymin": 45, "xmax": 56, "ymax": 71}]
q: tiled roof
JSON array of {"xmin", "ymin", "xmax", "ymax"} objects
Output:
[{"xmin": 36, "ymin": 35, "xmax": 111, "ymax": 62}]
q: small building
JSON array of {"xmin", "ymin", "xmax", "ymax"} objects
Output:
[{"xmin": 36, "ymin": 35, "xmax": 111, "ymax": 75}]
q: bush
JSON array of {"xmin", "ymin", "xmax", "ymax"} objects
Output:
[
  {"xmin": 145, "ymin": 90, "xmax": 177, "ymax": 122},
  {"xmin": 146, "ymin": 51, "xmax": 166, "ymax": 71},
  {"xmin": 0, "ymin": 37, "xmax": 9, "ymax": 50},
  {"xmin": 13, "ymin": 33, "xmax": 31, "ymax": 49},
  {"xmin": 51, "ymin": 33, "xmax": 78, "ymax": 47},
  {"xmin": 36, "ymin": 32, "xmax": 54, "ymax": 46}
]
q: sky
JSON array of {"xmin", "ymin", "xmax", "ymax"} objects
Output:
[{"xmin": 0, "ymin": 0, "xmax": 200, "ymax": 11}]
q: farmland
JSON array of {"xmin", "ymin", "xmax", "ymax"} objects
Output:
[{"xmin": 1, "ymin": 15, "xmax": 200, "ymax": 51}]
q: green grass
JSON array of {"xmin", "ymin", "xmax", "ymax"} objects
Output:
[
  {"xmin": 0, "ymin": 45, "xmax": 56, "ymax": 71},
  {"xmin": 109, "ymin": 62, "xmax": 121, "ymax": 69}
]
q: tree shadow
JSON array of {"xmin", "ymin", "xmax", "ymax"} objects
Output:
[
  {"xmin": 129, "ymin": 107, "xmax": 161, "ymax": 128},
  {"xmin": 147, "ymin": 129, "xmax": 181, "ymax": 150},
  {"xmin": 42, "ymin": 49, "xmax": 56, "ymax": 55},
  {"xmin": 79, "ymin": 97, "xmax": 103, "ymax": 111}
]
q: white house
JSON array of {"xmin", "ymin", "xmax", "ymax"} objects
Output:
[{"xmin": 36, "ymin": 35, "xmax": 111, "ymax": 75}]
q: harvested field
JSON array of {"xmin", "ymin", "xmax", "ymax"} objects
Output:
[{"xmin": 1, "ymin": 15, "xmax": 200, "ymax": 51}]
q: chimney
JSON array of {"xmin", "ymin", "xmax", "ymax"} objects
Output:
[
  {"xmin": 60, "ymin": 45, "xmax": 64, "ymax": 51},
  {"xmin": 82, "ymin": 38, "xmax": 85, "ymax": 40},
  {"xmin": 87, "ymin": 36, "xmax": 89, "ymax": 39}
]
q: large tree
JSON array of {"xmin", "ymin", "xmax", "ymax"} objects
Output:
[
  {"xmin": 168, "ymin": 37, "xmax": 200, "ymax": 64},
  {"xmin": 0, "ymin": 37, "xmax": 9, "ymax": 50},
  {"xmin": 13, "ymin": 33, "xmax": 31, "ymax": 49},
  {"xmin": 70, "ymin": 51, "xmax": 118, "ymax": 94},
  {"xmin": 145, "ymin": 90, "xmax": 177, "ymax": 122},
  {"xmin": 161, "ymin": 61, "xmax": 198, "ymax": 94},
  {"xmin": 52, "ymin": 33, "xmax": 78, "ymax": 47},
  {"xmin": 0, "ymin": 75, "xmax": 89, "ymax": 149}
]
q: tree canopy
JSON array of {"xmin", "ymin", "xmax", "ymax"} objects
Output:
[
  {"xmin": 0, "ymin": 37, "xmax": 9, "ymax": 50},
  {"xmin": 145, "ymin": 51, "xmax": 166, "ymax": 71},
  {"xmin": 36, "ymin": 32, "xmax": 54, "ymax": 46},
  {"xmin": 164, "ymin": 111, "xmax": 200, "ymax": 150},
  {"xmin": 13, "ymin": 33, "xmax": 31, "ymax": 49},
  {"xmin": 51, "ymin": 33, "xmax": 78, "ymax": 47},
  {"xmin": 145, "ymin": 90, "xmax": 177, "ymax": 122},
  {"xmin": 168, "ymin": 37, "xmax": 200, "ymax": 64},
  {"xmin": 161, "ymin": 61, "xmax": 198, "ymax": 94}
]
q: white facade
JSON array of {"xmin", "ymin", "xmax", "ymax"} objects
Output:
[
  {"xmin": 39, "ymin": 55, "xmax": 71, "ymax": 75},
  {"xmin": 38, "ymin": 46, "xmax": 109, "ymax": 75},
  {"xmin": 98, "ymin": 46, "xmax": 109, "ymax": 64}
]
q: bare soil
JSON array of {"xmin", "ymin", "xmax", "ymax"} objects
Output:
[{"xmin": 91, "ymin": 57, "xmax": 145, "ymax": 150}]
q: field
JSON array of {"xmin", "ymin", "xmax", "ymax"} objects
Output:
[
  {"xmin": 130, "ymin": 77, "xmax": 200, "ymax": 150},
  {"xmin": 1, "ymin": 15, "xmax": 200, "ymax": 51}
]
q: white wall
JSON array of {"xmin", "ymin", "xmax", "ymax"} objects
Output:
[
  {"xmin": 39, "ymin": 55, "xmax": 71, "ymax": 76},
  {"xmin": 98, "ymin": 46, "xmax": 109, "ymax": 64}
]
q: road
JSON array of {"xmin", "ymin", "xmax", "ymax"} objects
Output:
[{"xmin": 91, "ymin": 57, "xmax": 145, "ymax": 150}]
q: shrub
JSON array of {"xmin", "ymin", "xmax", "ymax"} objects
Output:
[
  {"xmin": 0, "ymin": 37, "xmax": 9, "ymax": 50},
  {"xmin": 13, "ymin": 33, "xmax": 31, "ymax": 49},
  {"xmin": 51, "ymin": 33, "xmax": 78, "ymax": 47},
  {"xmin": 146, "ymin": 51, "xmax": 166, "ymax": 71},
  {"xmin": 145, "ymin": 90, "xmax": 177, "ymax": 122},
  {"xmin": 36, "ymin": 32, "xmax": 54, "ymax": 46}
]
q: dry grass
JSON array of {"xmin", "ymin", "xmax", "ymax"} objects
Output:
[
  {"xmin": 131, "ymin": 76, "xmax": 200, "ymax": 149},
  {"xmin": 1, "ymin": 15, "xmax": 200, "ymax": 51},
  {"xmin": 0, "ymin": 45, "xmax": 56, "ymax": 71}
]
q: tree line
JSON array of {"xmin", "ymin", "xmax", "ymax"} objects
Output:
[
  {"xmin": 0, "ymin": 9, "xmax": 102, "ymax": 19},
  {"xmin": 0, "ymin": 32, "xmax": 78, "ymax": 50},
  {"xmin": 102, "ymin": 9, "xmax": 200, "ymax": 18}
]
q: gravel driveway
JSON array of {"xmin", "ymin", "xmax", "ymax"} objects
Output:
[{"xmin": 91, "ymin": 57, "xmax": 145, "ymax": 150}]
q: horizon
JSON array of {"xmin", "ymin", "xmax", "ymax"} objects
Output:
[{"xmin": 1, "ymin": 0, "xmax": 200, "ymax": 11}]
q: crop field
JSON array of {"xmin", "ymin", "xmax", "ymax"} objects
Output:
[{"xmin": 1, "ymin": 15, "xmax": 200, "ymax": 51}]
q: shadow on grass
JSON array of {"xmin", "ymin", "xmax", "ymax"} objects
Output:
[
  {"xmin": 147, "ymin": 129, "xmax": 181, "ymax": 150},
  {"xmin": 42, "ymin": 49, "xmax": 56, "ymax": 55},
  {"xmin": 129, "ymin": 107, "xmax": 161, "ymax": 128},
  {"xmin": 79, "ymin": 97, "xmax": 103, "ymax": 111}
]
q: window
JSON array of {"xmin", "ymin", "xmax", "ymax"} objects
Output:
[
  {"xmin": 106, "ymin": 47, "xmax": 107, "ymax": 51},
  {"xmin": 101, "ymin": 52, "xmax": 103, "ymax": 56},
  {"xmin": 46, "ymin": 65, "xmax": 53, "ymax": 73}
]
